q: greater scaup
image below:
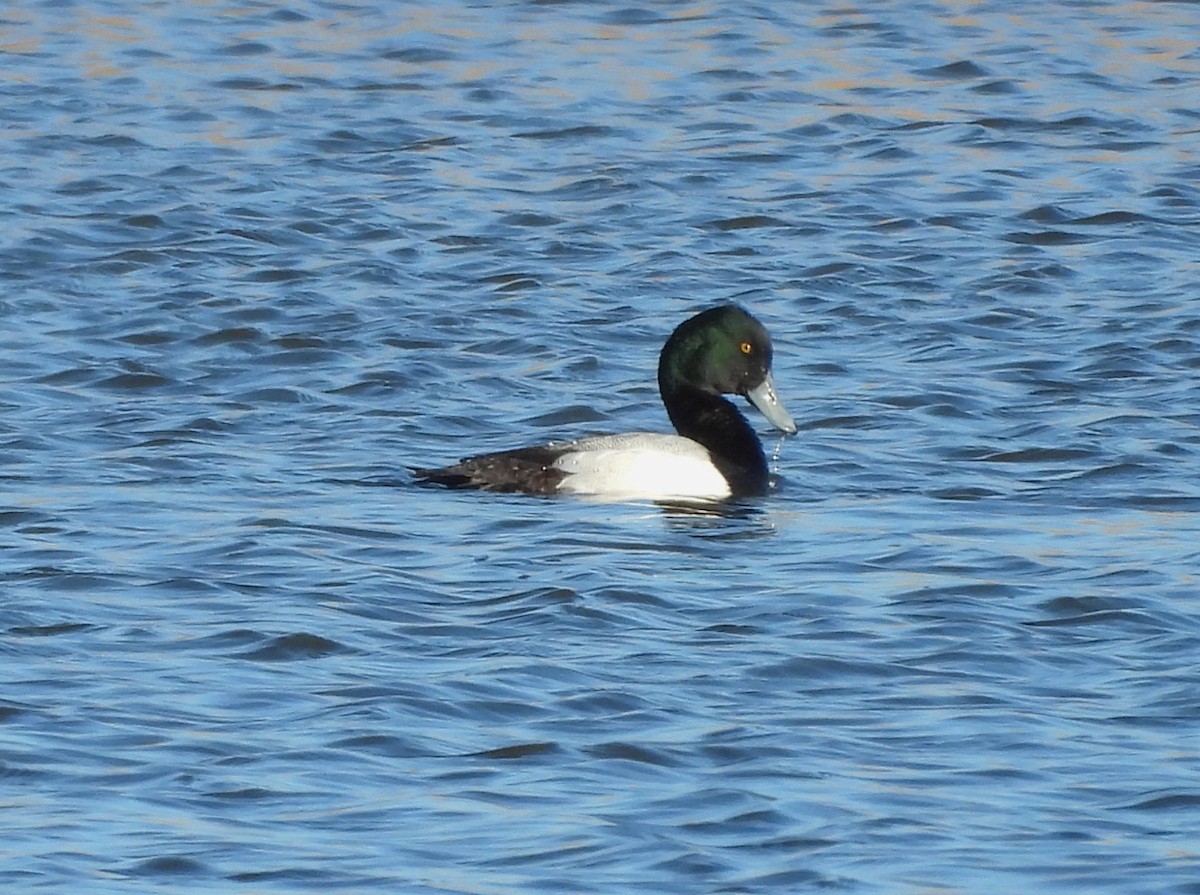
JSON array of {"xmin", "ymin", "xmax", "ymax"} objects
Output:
[{"xmin": 412, "ymin": 304, "xmax": 796, "ymax": 501}]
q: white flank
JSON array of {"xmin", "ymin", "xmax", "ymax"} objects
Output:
[{"xmin": 552, "ymin": 433, "xmax": 731, "ymax": 501}]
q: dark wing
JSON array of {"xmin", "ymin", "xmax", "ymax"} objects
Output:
[{"xmin": 411, "ymin": 444, "xmax": 569, "ymax": 494}]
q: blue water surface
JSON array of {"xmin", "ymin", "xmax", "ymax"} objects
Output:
[{"xmin": 3, "ymin": 2, "xmax": 1200, "ymax": 893}]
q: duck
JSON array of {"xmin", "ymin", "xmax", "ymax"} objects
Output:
[{"xmin": 412, "ymin": 304, "xmax": 796, "ymax": 501}]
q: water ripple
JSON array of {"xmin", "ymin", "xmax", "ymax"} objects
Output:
[{"xmin": 3, "ymin": 2, "xmax": 1200, "ymax": 893}]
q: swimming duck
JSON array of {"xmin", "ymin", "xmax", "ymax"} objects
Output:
[{"xmin": 412, "ymin": 304, "xmax": 796, "ymax": 501}]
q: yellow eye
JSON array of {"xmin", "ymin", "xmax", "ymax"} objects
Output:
[{"xmin": 739, "ymin": 341, "xmax": 753, "ymax": 355}]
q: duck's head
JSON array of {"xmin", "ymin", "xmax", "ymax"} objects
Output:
[{"xmin": 657, "ymin": 304, "xmax": 797, "ymax": 433}]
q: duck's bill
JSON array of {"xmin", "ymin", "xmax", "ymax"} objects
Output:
[{"xmin": 746, "ymin": 374, "xmax": 797, "ymax": 434}]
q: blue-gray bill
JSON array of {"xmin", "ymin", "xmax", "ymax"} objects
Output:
[{"xmin": 746, "ymin": 374, "xmax": 796, "ymax": 434}]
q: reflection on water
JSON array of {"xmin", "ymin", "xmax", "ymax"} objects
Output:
[{"xmin": 3, "ymin": 2, "xmax": 1200, "ymax": 893}]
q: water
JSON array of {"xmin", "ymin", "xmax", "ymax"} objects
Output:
[{"xmin": 3, "ymin": 1, "xmax": 1200, "ymax": 892}]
